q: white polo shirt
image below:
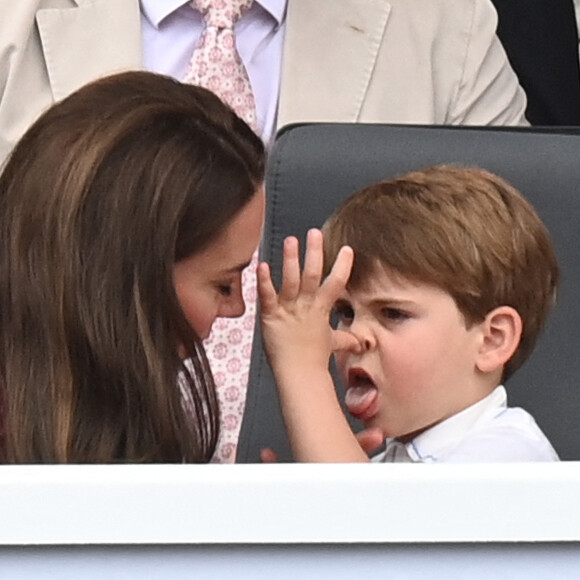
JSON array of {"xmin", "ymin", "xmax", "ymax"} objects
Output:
[{"xmin": 374, "ymin": 386, "xmax": 559, "ymax": 463}]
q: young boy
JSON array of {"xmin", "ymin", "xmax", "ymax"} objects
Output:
[{"xmin": 257, "ymin": 165, "xmax": 559, "ymax": 463}]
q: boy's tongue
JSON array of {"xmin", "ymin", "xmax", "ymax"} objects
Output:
[{"xmin": 345, "ymin": 384, "xmax": 379, "ymax": 421}]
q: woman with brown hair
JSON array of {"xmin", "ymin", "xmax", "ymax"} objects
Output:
[{"xmin": 0, "ymin": 70, "xmax": 265, "ymax": 464}]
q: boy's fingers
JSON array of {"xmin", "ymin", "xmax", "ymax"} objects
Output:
[
  {"xmin": 257, "ymin": 262, "xmax": 278, "ymax": 314},
  {"xmin": 320, "ymin": 245, "xmax": 354, "ymax": 302},
  {"xmin": 280, "ymin": 236, "xmax": 301, "ymax": 300},
  {"xmin": 356, "ymin": 428, "xmax": 385, "ymax": 457},
  {"xmin": 260, "ymin": 448, "xmax": 278, "ymax": 463},
  {"xmin": 301, "ymin": 229, "xmax": 324, "ymax": 295},
  {"xmin": 331, "ymin": 329, "xmax": 362, "ymax": 354}
]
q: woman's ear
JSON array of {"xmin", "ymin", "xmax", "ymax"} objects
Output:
[{"xmin": 475, "ymin": 306, "xmax": 522, "ymax": 374}]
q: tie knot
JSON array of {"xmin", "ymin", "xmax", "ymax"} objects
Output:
[{"xmin": 191, "ymin": 0, "xmax": 254, "ymax": 28}]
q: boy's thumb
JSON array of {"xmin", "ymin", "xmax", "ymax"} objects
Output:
[{"xmin": 331, "ymin": 329, "xmax": 362, "ymax": 354}]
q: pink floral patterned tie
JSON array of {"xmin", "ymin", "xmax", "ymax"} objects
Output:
[
  {"xmin": 184, "ymin": 0, "xmax": 257, "ymax": 130},
  {"xmin": 184, "ymin": 0, "xmax": 259, "ymax": 463}
]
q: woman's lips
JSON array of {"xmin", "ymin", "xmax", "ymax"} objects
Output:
[{"xmin": 345, "ymin": 368, "xmax": 380, "ymax": 421}]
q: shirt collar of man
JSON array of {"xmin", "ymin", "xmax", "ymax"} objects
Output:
[
  {"xmin": 259, "ymin": 0, "xmax": 287, "ymax": 26},
  {"xmin": 140, "ymin": 0, "xmax": 287, "ymax": 29},
  {"xmin": 386, "ymin": 385, "xmax": 508, "ymax": 462}
]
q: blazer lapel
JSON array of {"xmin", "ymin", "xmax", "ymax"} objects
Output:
[
  {"xmin": 278, "ymin": 0, "xmax": 391, "ymax": 129},
  {"xmin": 36, "ymin": 0, "xmax": 142, "ymax": 101}
]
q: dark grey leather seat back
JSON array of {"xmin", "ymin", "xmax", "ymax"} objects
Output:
[{"xmin": 237, "ymin": 123, "xmax": 580, "ymax": 462}]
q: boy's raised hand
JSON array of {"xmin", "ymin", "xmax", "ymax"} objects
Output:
[
  {"xmin": 257, "ymin": 229, "xmax": 370, "ymax": 462},
  {"xmin": 257, "ymin": 229, "xmax": 360, "ymax": 372}
]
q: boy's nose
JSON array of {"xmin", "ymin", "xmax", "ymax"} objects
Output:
[{"xmin": 349, "ymin": 319, "xmax": 376, "ymax": 351}]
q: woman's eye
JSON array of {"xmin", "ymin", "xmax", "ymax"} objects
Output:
[{"xmin": 218, "ymin": 284, "xmax": 233, "ymax": 297}]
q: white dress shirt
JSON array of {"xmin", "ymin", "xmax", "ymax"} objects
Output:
[
  {"xmin": 140, "ymin": 0, "xmax": 287, "ymax": 143},
  {"xmin": 374, "ymin": 386, "xmax": 559, "ymax": 463}
]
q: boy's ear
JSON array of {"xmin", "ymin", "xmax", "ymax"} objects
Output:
[{"xmin": 475, "ymin": 306, "xmax": 522, "ymax": 374}]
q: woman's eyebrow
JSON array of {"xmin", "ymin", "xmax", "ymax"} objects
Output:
[{"xmin": 222, "ymin": 260, "xmax": 253, "ymax": 275}]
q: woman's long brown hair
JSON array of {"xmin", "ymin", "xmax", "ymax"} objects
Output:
[{"xmin": 0, "ymin": 71, "xmax": 265, "ymax": 463}]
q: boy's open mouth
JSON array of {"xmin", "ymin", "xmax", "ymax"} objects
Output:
[{"xmin": 345, "ymin": 368, "xmax": 379, "ymax": 421}]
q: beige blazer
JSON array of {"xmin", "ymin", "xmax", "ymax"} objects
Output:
[{"xmin": 0, "ymin": 0, "xmax": 527, "ymax": 166}]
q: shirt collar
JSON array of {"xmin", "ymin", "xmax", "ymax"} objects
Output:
[
  {"xmin": 385, "ymin": 385, "xmax": 508, "ymax": 462},
  {"xmin": 140, "ymin": 0, "xmax": 287, "ymax": 29},
  {"xmin": 259, "ymin": 0, "xmax": 287, "ymax": 25},
  {"xmin": 140, "ymin": 0, "xmax": 187, "ymax": 28}
]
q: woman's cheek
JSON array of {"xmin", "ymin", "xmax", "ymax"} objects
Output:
[{"xmin": 177, "ymin": 288, "xmax": 216, "ymax": 340}]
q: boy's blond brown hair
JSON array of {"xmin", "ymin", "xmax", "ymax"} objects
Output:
[{"xmin": 323, "ymin": 165, "xmax": 559, "ymax": 380}]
